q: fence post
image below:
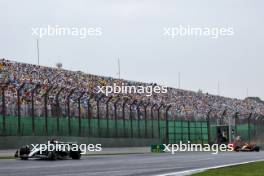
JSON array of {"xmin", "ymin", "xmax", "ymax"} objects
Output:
[
  {"xmin": 136, "ymin": 101, "xmax": 143, "ymax": 138},
  {"xmin": 144, "ymin": 102, "xmax": 150, "ymax": 138},
  {"xmin": 194, "ymin": 118, "xmax": 198, "ymax": 143},
  {"xmin": 165, "ymin": 105, "xmax": 171, "ymax": 144},
  {"xmin": 200, "ymin": 119, "xmax": 204, "ymax": 145},
  {"xmin": 1, "ymin": 83, "xmax": 8, "ymax": 135},
  {"xmin": 77, "ymin": 92, "xmax": 85, "ymax": 136},
  {"xmin": 43, "ymin": 86, "xmax": 53, "ymax": 136},
  {"xmin": 157, "ymin": 104, "xmax": 164, "ymax": 138},
  {"xmin": 253, "ymin": 114, "xmax": 257, "ymax": 139},
  {"xmin": 114, "ymin": 98, "xmax": 120, "ymax": 137},
  {"xmin": 31, "ymin": 84, "xmax": 40, "ymax": 136},
  {"xmin": 254, "ymin": 115, "xmax": 259, "ymax": 139},
  {"xmin": 151, "ymin": 104, "xmax": 157, "ymax": 138},
  {"xmin": 261, "ymin": 116, "xmax": 264, "ymax": 136},
  {"xmin": 106, "ymin": 96, "xmax": 112, "ymax": 137},
  {"xmin": 86, "ymin": 94, "xmax": 93, "ymax": 136},
  {"xmin": 56, "ymin": 88, "xmax": 63, "ymax": 135},
  {"xmin": 173, "ymin": 118, "xmax": 176, "ymax": 143},
  {"xmin": 234, "ymin": 112, "xmax": 239, "ymax": 137},
  {"xmin": 122, "ymin": 98, "xmax": 129, "ymax": 137},
  {"xmin": 206, "ymin": 110, "xmax": 212, "ymax": 145},
  {"xmin": 260, "ymin": 116, "xmax": 264, "ymax": 134},
  {"xmin": 96, "ymin": 95, "xmax": 104, "ymax": 137},
  {"xmin": 221, "ymin": 109, "xmax": 227, "ymax": 125},
  {"xmin": 187, "ymin": 120, "xmax": 191, "ymax": 142},
  {"xmin": 67, "ymin": 88, "xmax": 75, "ymax": 136},
  {"xmin": 248, "ymin": 113, "xmax": 252, "ymax": 144},
  {"xmin": 181, "ymin": 118, "xmax": 184, "ymax": 142},
  {"xmin": 17, "ymin": 83, "xmax": 25, "ymax": 135},
  {"xmin": 129, "ymin": 100, "xmax": 137, "ymax": 138}
]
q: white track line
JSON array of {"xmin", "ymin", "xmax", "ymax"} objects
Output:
[{"xmin": 156, "ymin": 159, "xmax": 264, "ymax": 176}]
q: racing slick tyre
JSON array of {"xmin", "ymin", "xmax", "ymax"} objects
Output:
[
  {"xmin": 19, "ymin": 147, "xmax": 30, "ymax": 160},
  {"xmin": 253, "ymin": 146, "xmax": 260, "ymax": 152},
  {"xmin": 47, "ymin": 151, "xmax": 58, "ymax": 160},
  {"xmin": 70, "ymin": 151, "xmax": 81, "ymax": 160},
  {"xmin": 20, "ymin": 156, "xmax": 29, "ymax": 160},
  {"xmin": 234, "ymin": 146, "xmax": 240, "ymax": 152}
]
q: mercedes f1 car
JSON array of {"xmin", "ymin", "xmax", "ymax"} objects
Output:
[{"xmin": 14, "ymin": 140, "xmax": 81, "ymax": 160}]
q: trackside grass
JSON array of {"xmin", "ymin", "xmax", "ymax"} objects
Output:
[{"xmin": 192, "ymin": 161, "xmax": 264, "ymax": 176}]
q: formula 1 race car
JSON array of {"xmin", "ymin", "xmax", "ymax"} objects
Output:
[
  {"xmin": 14, "ymin": 140, "xmax": 81, "ymax": 160},
  {"xmin": 233, "ymin": 143, "xmax": 260, "ymax": 152}
]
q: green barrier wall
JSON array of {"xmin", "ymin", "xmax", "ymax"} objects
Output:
[
  {"xmin": 167, "ymin": 120, "xmax": 208, "ymax": 144},
  {"xmin": 0, "ymin": 116, "xmax": 161, "ymax": 138},
  {"xmin": 0, "ymin": 116, "xmax": 255, "ymax": 145}
]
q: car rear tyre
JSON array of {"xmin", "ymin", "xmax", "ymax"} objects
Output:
[
  {"xmin": 254, "ymin": 146, "xmax": 260, "ymax": 152},
  {"xmin": 19, "ymin": 147, "xmax": 30, "ymax": 160},
  {"xmin": 71, "ymin": 151, "xmax": 81, "ymax": 160},
  {"xmin": 48, "ymin": 151, "xmax": 58, "ymax": 160},
  {"xmin": 20, "ymin": 156, "xmax": 28, "ymax": 160}
]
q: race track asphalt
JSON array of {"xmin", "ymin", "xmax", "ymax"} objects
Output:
[{"xmin": 0, "ymin": 152, "xmax": 264, "ymax": 176}]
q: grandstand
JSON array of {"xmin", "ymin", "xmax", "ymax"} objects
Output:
[{"xmin": 0, "ymin": 58, "xmax": 264, "ymax": 145}]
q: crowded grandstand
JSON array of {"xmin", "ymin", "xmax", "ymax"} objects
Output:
[{"xmin": 0, "ymin": 58, "xmax": 263, "ymax": 121}]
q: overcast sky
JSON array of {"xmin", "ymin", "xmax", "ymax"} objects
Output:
[{"xmin": 0, "ymin": 0, "xmax": 263, "ymax": 100}]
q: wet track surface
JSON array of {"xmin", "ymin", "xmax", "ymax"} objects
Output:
[{"xmin": 0, "ymin": 152, "xmax": 264, "ymax": 176}]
